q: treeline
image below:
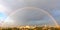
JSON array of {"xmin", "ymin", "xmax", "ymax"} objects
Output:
[{"xmin": 0, "ymin": 27, "xmax": 60, "ymax": 30}]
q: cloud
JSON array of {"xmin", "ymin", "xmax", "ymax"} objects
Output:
[
  {"xmin": 1, "ymin": 0, "xmax": 60, "ymax": 10},
  {"xmin": 9, "ymin": 8, "xmax": 53, "ymax": 25},
  {"xmin": 0, "ymin": 0, "xmax": 60, "ymax": 26}
]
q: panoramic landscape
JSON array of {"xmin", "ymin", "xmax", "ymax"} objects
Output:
[{"xmin": 0, "ymin": 0, "xmax": 60, "ymax": 30}]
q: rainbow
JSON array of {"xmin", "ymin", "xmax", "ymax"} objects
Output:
[{"xmin": 5, "ymin": 7, "xmax": 59, "ymax": 27}]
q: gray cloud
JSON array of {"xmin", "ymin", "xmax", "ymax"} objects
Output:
[
  {"xmin": 0, "ymin": 0, "xmax": 60, "ymax": 26},
  {"xmin": 1, "ymin": 0, "xmax": 60, "ymax": 10},
  {"xmin": 10, "ymin": 8, "xmax": 53, "ymax": 26}
]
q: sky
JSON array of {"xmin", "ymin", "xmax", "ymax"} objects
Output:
[{"xmin": 0, "ymin": 0, "xmax": 60, "ymax": 27}]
